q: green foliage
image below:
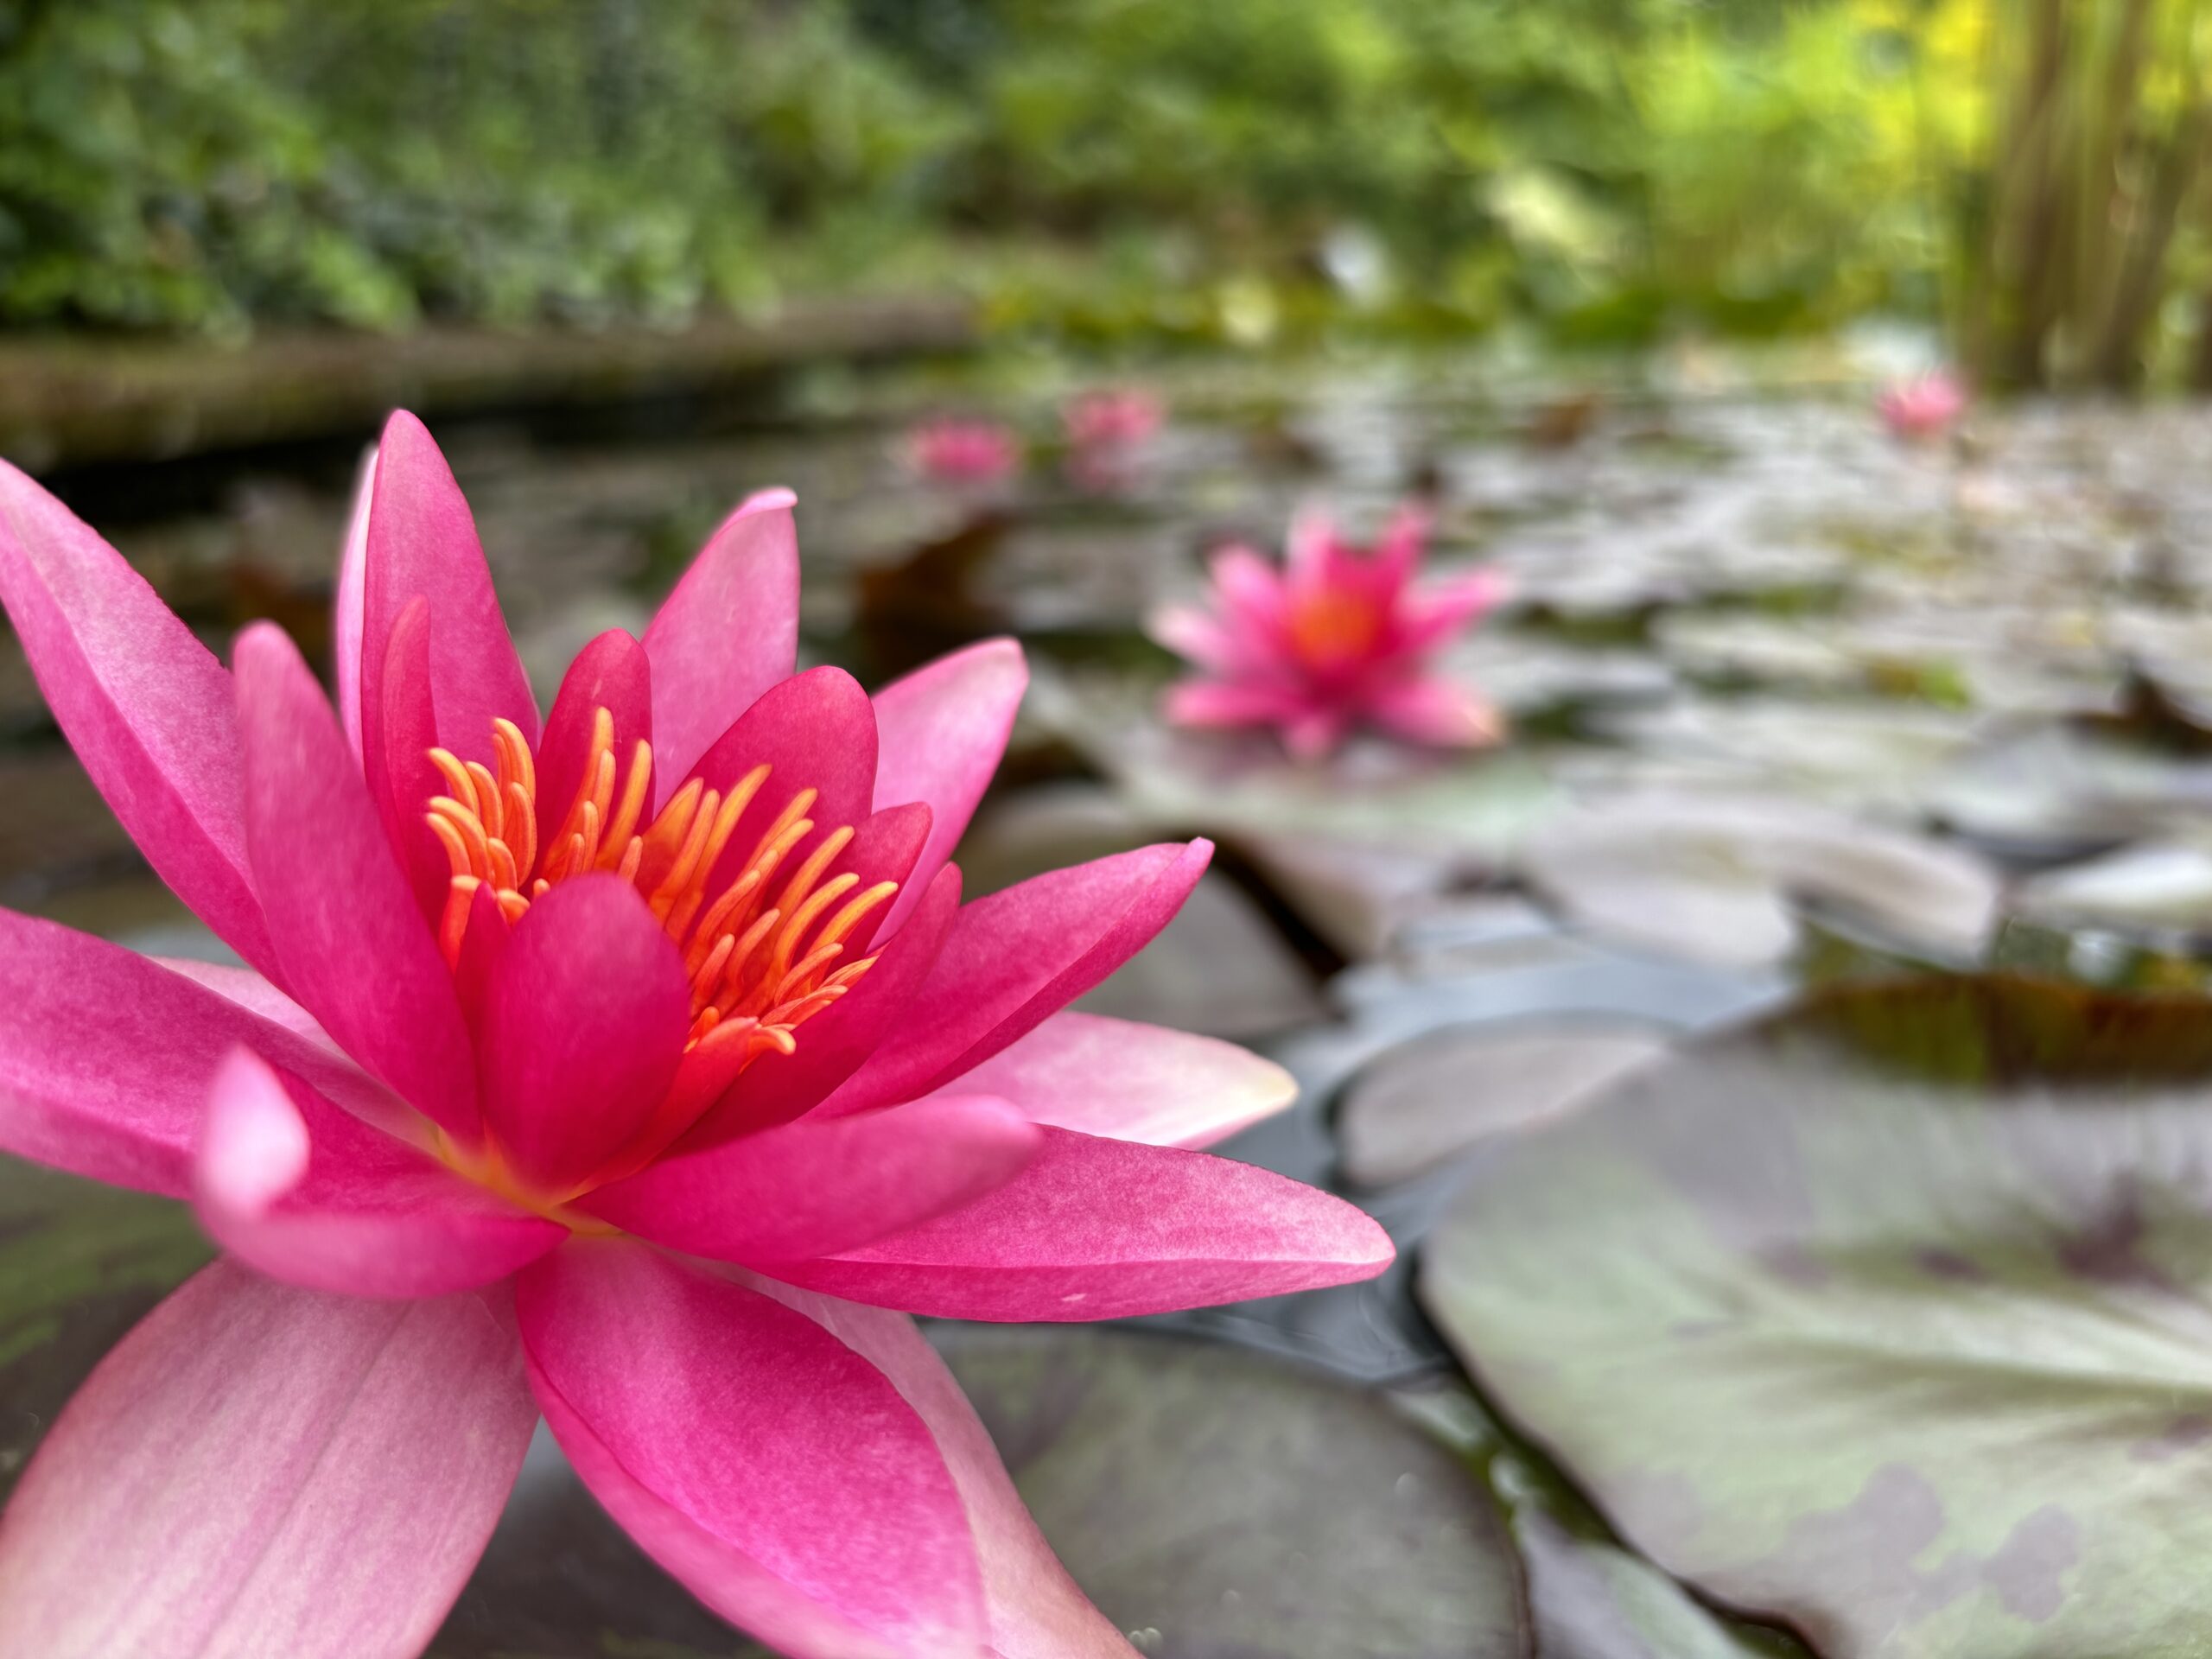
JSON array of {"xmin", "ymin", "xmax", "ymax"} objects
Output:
[{"xmin": 0, "ymin": 0, "xmax": 2024, "ymax": 348}]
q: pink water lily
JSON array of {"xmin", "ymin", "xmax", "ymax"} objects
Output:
[
  {"xmin": 908, "ymin": 417, "xmax": 1021, "ymax": 483},
  {"xmin": 1064, "ymin": 388, "xmax": 1164, "ymax": 453},
  {"xmin": 1877, "ymin": 369, "xmax": 1967, "ymax": 441},
  {"xmin": 1151, "ymin": 506, "xmax": 1507, "ymax": 760},
  {"xmin": 0, "ymin": 412, "xmax": 1392, "ymax": 1659}
]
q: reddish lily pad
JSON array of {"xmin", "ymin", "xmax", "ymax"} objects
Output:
[{"xmin": 1421, "ymin": 975, "xmax": 2212, "ymax": 1657}]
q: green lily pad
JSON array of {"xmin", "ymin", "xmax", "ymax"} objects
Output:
[
  {"xmin": 1421, "ymin": 975, "xmax": 2212, "ymax": 1657},
  {"xmin": 937, "ymin": 1325, "xmax": 1530, "ymax": 1658}
]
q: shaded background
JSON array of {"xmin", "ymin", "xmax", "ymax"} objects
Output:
[{"xmin": 9, "ymin": 4, "xmax": 2212, "ymax": 1659}]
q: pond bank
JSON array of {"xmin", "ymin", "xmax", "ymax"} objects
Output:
[{"xmin": 0, "ymin": 294, "xmax": 977, "ymax": 475}]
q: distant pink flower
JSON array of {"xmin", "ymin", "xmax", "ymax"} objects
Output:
[
  {"xmin": 1152, "ymin": 507, "xmax": 1506, "ymax": 760},
  {"xmin": 908, "ymin": 418, "xmax": 1020, "ymax": 483},
  {"xmin": 1878, "ymin": 370, "xmax": 1967, "ymax": 441},
  {"xmin": 1065, "ymin": 388, "xmax": 1165, "ymax": 452},
  {"xmin": 0, "ymin": 412, "xmax": 1390, "ymax": 1658}
]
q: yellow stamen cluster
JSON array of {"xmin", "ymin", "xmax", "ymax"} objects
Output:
[{"xmin": 425, "ymin": 709, "xmax": 895, "ymax": 1062}]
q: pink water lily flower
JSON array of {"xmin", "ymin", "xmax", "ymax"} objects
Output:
[
  {"xmin": 0, "ymin": 412, "xmax": 1392, "ymax": 1659},
  {"xmin": 1064, "ymin": 388, "xmax": 1165, "ymax": 453},
  {"xmin": 1877, "ymin": 369, "xmax": 1967, "ymax": 441},
  {"xmin": 908, "ymin": 418, "xmax": 1020, "ymax": 483},
  {"xmin": 1151, "ymin": 506, "xmax": 1507, "ymax": 760}
]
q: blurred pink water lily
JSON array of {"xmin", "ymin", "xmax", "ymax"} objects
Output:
[
  {"xmin": 1064, "ymin": 388, "xmax": 1165, "ymax": 452},
  {"xmin": 1878, "ymin": 370, "xmax": 1967, "ymax": 441},
  {"xmin": 1151, "ymin": 506, "xmax": 1507, "ymax": 760},
  {"xmin": 908, "ymin": 417, "xmax": 1020, "ymax": 483},
  {"xmin": 0, "ymin": 412, "xmax": 1392, "ymax": 1659}
]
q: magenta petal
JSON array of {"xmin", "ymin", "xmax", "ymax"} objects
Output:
[
  {"xmin": 479, "ymin": 875, "xmax": 690, "ymax": 1192},
  {"xmin": 1366, "ymin": 676, "xmax": 1503, "ymax": 747},
  {"xmin": 578, "ymin": 1095, "xmax": 1040, "ymax": 1264},
  {"xmin": 746, "ymin": 1276, "xmax": 1136, "ymax": 1659},
  {"xmin": 518, "ymin": 1241, "xmax": 986, "ymax": 1658},
  {"xmin": 374, "ymin": 594, "xmax": 461, "ymax": 922},
  {"xmin": 0, "ymin": 910, "xmax": 407, "ymax": 1198},
  {"xmin": 769, "ymin": 1127, "xmax": 1395, "ymax": 1320},
  {"xmin": 360, "ymin": 410, "xmax": 537, "ymax": 765},
  {"xmin": 827, "ymin": 841, "xmax": 1211, "ymax": 1115},
  {"xmin": 949, "ymin": 1011, "xmax": 1296, "ymax": 1149},
  {"xmin": 684, "ymin": 665, "xmax": 880, "ymax": 903},
  {"xmin": 535, "ymin": 628, "xmax": 653, "ymax": 862},
  {"xmin": 643, "ymin": 487, "xmax": 799, "ymax": 808},
  {"xmin": 869, "ymin": 639, "xmax": 1027, "ymax": 936},
  {"xmin": 334, "ymin": 442, "xmax": 377, "ymax": 757},
  {"xmin": 236, "ymin": 622, "xmax": 480, "ymax": 1140},
  {"xmin": 0, "ymin": 1261, "xmax": 535, "ymax": 1659},
  {"xmin": 0, "ymin": 461, "xmax": 279, "ymax": 980},
  {"xmin": 1163, "ymin": 678, "xmax": 1307, "ymax": 729},
  {"xmin": 197, "ymin": 1048, "xmax": 564, "ymax": 1299},
  {"xmin": 683, "ymin": 860, "xmax": 963, "ymax": 1145}
]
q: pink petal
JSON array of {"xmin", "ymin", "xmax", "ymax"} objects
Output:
[
  {"xmin": 535, "ymin": 627, "xmax": 653, "ymax": 868},
  {"xmin": 827, "ymin": 841, "xmax": 1211, "ymax": 1116},
  {"xmin": 1284, "ymin": 707, "xmax": 1350, "ymax": 760},
  {"xmin": 155, "ymin": 957, "xmax": 340, "ymax": 1053},
  {"xmin": 0, "ymin": 1261, "xmax": 535, "ymax": 1659},
  {"xmin": 948, "ymin": 1012, "xmax": 1295, "ymax": 1149},
  {"xmin": 643, "ymin": 488, "xmax": 799, "ymax": 809},
  {"xmin": 577, "ymin": 1095, "xmax": 1040, "ymax": 1264},
  {"xmin": 1391, "ymin": 569, "xmax": 1506, "ymax": 654},
  {"xmin": 0, "ymin": 910, "xmax": 407, "ymax": 1198},
  {"xmin": 1283, "ymin": 506, "xmax": 1338, "ymax": 587},
  {"xmin": 1367, "ymin": 676, "xmax": 1504, "ymax": 747},
  {"xmin": 1147, "ymin": 604, "xmax": 1262, "ymax": 677},
  {"xmin": 478, "ymin": 875, "xmax": 689, "ymax": 1193},
  {"xmin": 746, "ymin": 1275, "xmax": 1136, "ymax": 1659},
  {"xmin": 0, "ymin": 461, "xmax": 279, "ymax": 980},
  {"xmin": 197, "ymin": 1047, "xmax": 564, "ymax": 1299},
  {"xmin": 869, "ymin": 639, "xmax": 1027, "ymax": 936},
  {"xmin": 682, "ymin": 860, "xmax": 963, "ymax": 1145},
  {"xmin": 360, "ymin": 410, "xmax": 537, "ymax": 770},
  {"xmin": 518, "ymin": 1241, "xmax": 986, "ymax": 1659},
  {"xmin": 769, "ymin": 1127, "xmax": 1395, "ymax": 1320},
  {"xmin": 372, "ymin": 594, "xmax": 459, "ymax": 923},
  {"xmin": 1208, "ymin": 545, "xmax": 1289, "ymax": 636},
  {"xmin": 1162, "ymin": 678, "xmax": 1309, "ymax": 730},
  {"xmin": 334, "ymin": 442, "xmax": 377, "ymax": 758},
  {"xmin": 683, "ymin": 664, "xmax": 880, "ymax": 907},
  {"xmin": 1369, "ymin": 505, "xmax": 1430, "ymax": 596},
  {"xmin": 235, "ymin": 622, "xmax": 480, "ymax": 1141}
]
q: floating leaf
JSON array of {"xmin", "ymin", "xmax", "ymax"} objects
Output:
[{"xmin": 1422, "ymin": 976, "xmax": 2212, "ymax": 1657}]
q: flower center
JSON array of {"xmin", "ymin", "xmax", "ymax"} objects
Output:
[
  {"xmin": 423, "ymin": 709, "xmax": 895, "ymax": 1066},
  {"xmin": 1286, "ymin": 590, "xmax": 1382, "ymax": 669}
]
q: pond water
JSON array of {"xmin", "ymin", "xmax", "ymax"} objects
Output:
[{"xmin": 9, "ymin": 352, "xmax": 2212, "ymax": 1656}]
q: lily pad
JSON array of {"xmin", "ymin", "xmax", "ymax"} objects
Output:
[
  {"xmin": 1337, "ymin": 1019, "xmax": 1673, "ymax": 1187},
  {"xmin": 935, "ymin": 1325, "xmax": 1530, "ymax": 1659},
  {"xmin": 1520, "ymin": 791, "xmax": 2000, "ymax": 969},
  {"xmin": 1421, "ymin": 975, "xmax": 2212, "ymax": 1657}
]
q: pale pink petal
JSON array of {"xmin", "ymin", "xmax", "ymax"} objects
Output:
[
  {"xmin": 769, "ymin": 1127, "xmax": 1395, "ymax": 1320},
  {"xmin": 824, "ymin": 841, "xmax": 1211, "ymax": 1116},
  {"xmin": 1367, "ymin": 675, "xmax": 1504, "ymax": 747},
  {"xmin": 1163, "ymin": 678, "xmax": 1310, "ymax": 730},
  {"xmin": 0, "ymin": 910, "xmax": 407, "ymax": 1197},
  {"xmin": 197, "ymin": 1048, "xmax": 563, "ymax": 1299},
  {"xmin": 236, "ymin": 622, "xmax": 480, "ymax": 1140},
  {"xmin": 334, "ymin": 442, "xmax": 377, "ymax": 758},
  {"xmin": 870, "ymin": 639, "xmax": 1027, "ymax": 936},
  {"xmin": 577, "ymin": 1095, "xmax": 1040, "ymax": 1264},
  {"xmin": 1208, "ymin": 545, "xmax": 1289, "ymax": 636},
  {"xmin": 0, "ymin": 461, "xmax": 279, "ymax": 979},
  {"xmin": 0, "ymin": 1261, "xmax": 535, "ymax": 1659},
  {"xmin": 947, "ymin": 1011, "xmax": 1295, "ymax": 1149},
  {"xmin": 1368, "ymin": 505, "xmax": 1430, "ymax": 597},
  {"xmin": 643, "ymin": 488, "xmax": 799, "ymax": 808},
  {"xmin": 1147, "ymin": 604, "xmax": 1262, "ymax": 676},
  {"xmin": 681, "ymin": 666, "xmax": 880, "ymax": 906},
  {"xmin": 153, "ymin": 957, "xmax": 338, "ymax": 1052},
  {"xmin": 746, "ymin": 1274, "xmax": 1137, "ymax": 1659},
  {"xmin": 518, "ymin": 1241, "xmax": 987, "ymax": 1659},
  {"xmin": 1284, "ymin": 706, "xmax": 1349, "ymax": 760},
  {"xmin": 681, "ymin": 861, "xmax": 963, "ymax": 1145},
  {"xmin": 534, "ymin": 627, "xmax": 653, "ymax": 867},
  {"xmin": 479, "ymin": 875, "xmax": 689, "ymax": 1192},
  {"xmin": 359, "ymin": 410, "xmax": 537, "ymax": 768}
]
